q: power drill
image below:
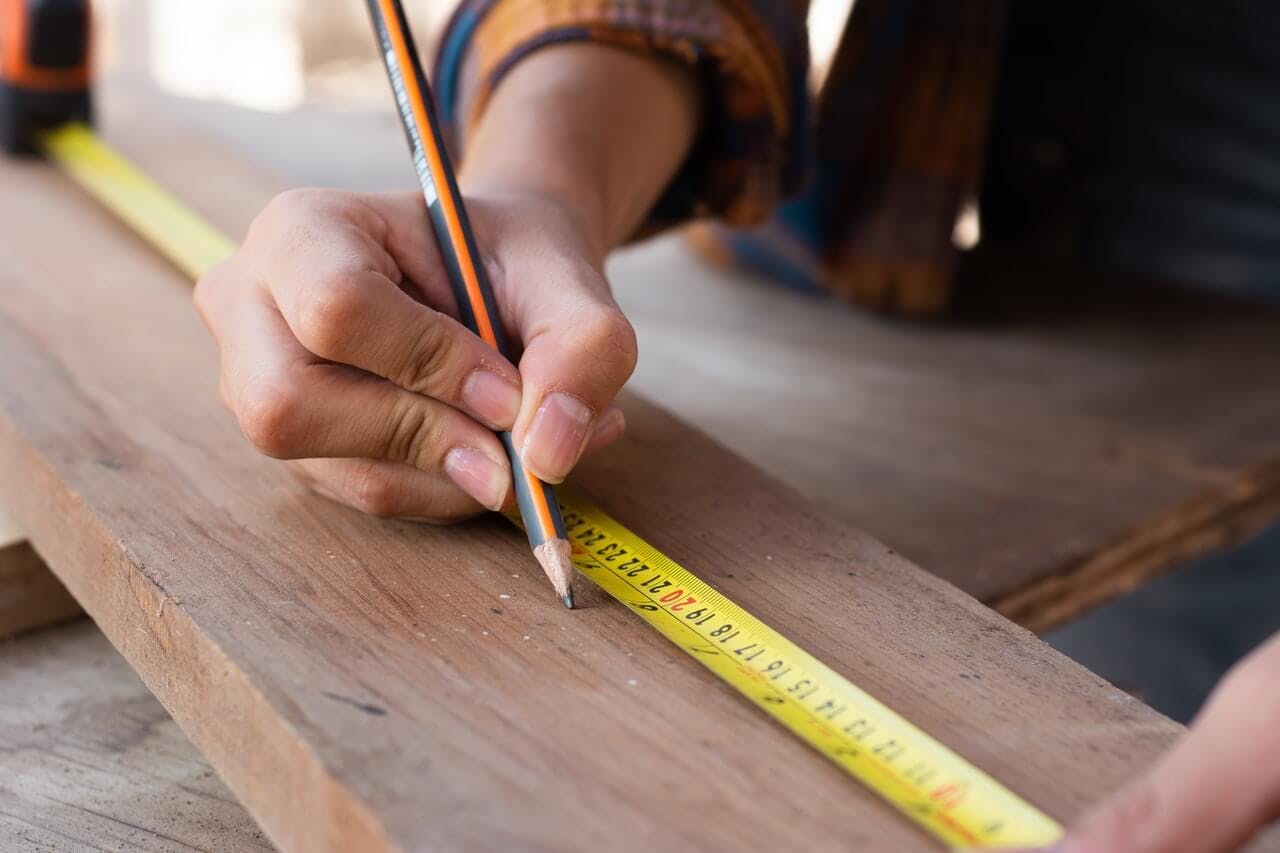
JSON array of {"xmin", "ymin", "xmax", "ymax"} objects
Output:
[{"xmin": 0, "ymin": 0, "xmax": 92, "ymax": 154}]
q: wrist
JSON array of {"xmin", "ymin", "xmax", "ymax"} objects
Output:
[
  {"xmin": 458, "ymin": 182, "xmax": 611, "ymax": 271},
  {"xmin": 459, "ymin": 169, "xmax": 612, "ymax": 266},
  {"xmin": 457, "ymin": 42, "xmax": 700, "ymax": 257}
]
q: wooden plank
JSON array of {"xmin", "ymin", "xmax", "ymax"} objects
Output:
[
  {"xmin": 0, "ymin": 620, "xmax": 271, "ymax": 851},
  {"xmin": 0, "ymin": 95, "xmax": 1210, "ymax": 852},
  {"xmin": 0, "ymin": 508, "xmax": 80, "ymax": 639}
]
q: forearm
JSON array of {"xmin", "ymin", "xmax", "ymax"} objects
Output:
[{"xmin": 458, "ymin": 43, "xmax": 701, "ymax": 261}]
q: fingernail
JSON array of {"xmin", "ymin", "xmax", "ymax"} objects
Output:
[
  {"xmin": 444, "ymin": 446, "xmax": 508, "ymax": 511},
  {"xmin": 462, "ymin": 370, "xmax": 521, "ymax": 429},
  {"xmin": 588, "ymin": 407, "xmax": 626, "ymax": 448},
  {"xmin": 522, "ymin": 392, "xmax": 593, "ymax": 483}
]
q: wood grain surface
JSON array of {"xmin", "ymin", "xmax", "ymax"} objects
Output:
[
  {"xmin": 0, "ymin": 91, "xmax": 1235, "ymax": 852},
  {"xmin": 615, "ymin": 242, "xmax": 1280, "ymax": 633},
  {"xmin": 0, "ymin": 621, "xmax": 271, "ymax": 852}
]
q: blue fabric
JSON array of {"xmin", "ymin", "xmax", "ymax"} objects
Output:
[
  {"xmin": 433, "ymin": 3, "xmax": 487, "ymax": 144},
  {"xmin": 1090, "ymin": 0, "xmax": 1280, "ymax": 302}
]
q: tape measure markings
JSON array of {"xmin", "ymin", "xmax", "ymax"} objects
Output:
[{"xmin": 558, "ymin": 491, "xmax": 1061, "ymax": 848}]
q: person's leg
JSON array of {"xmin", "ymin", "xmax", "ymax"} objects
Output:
[{"xmin": 690, "ymin": 0, "xmax": 1008, "ymax": 316}]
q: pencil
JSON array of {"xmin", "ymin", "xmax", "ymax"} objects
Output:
[{"xmin": 365, "ymin": 0, "xmax": 574, "ymax": 608}]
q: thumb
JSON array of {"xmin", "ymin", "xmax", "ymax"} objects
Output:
[
  {"xmin": 1026, "ymin": 633, "xmax": 1280, "ymax": 853},
  {"xmin": 511, "ymin": 262, "xmax": 637, "ymax": 484}
]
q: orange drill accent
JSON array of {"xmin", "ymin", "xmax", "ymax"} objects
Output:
[{"xmin": 0, "ymin": 0, "xmax": 91, "ymax": 92}]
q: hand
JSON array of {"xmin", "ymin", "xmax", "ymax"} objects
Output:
[
  {"xmin": 1027, "ymin": 631, "xmax": 1280, "ymax": 852},
  {"xmin": 195, "ymin": 43, "xmax": 697, "ymax": 523},
  {"xmin": 195, "ymin": 187, "xmax": 635, "ymax": 522}
]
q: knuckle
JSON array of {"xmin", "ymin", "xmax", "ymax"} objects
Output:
[
  {"xmin": 569, "ymin": 304, "xmax": 638, "ymax": 381},
  {"xmin": 259, "ymin": 188, "xmax": 329, "ymax": 229},
  {"xmin": 236, "ymin": 374, "xmax": 306, "ymax": 458},
  {"xmin": 250, "ymin": 189, "xmax": 347, "ymax": 268},
  {"xmin": 345, "ymin": 462, "xmax": 402, "ymax": 517},
  {"xmin": 296, "ymin": 273, "xmax": 366, "ymax": 359},
  {"xmin": 384, "ymin": 402, "xmax": 444, "ymax": 467},
  {"xmin": 402, "ymin": 312, "xmax": 460, "ymax": 395},
  {"xmin": 250, "ymin": 191, "xmax": 307, "ymax": 246}
]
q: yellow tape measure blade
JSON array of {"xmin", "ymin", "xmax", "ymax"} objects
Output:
[
  {"xmin": 559, "ymin": 489, "xmax": 1063, "ymax": 850},
  {"xmin": 39, "ymin": 123, "xmax": 235, "ymax": 281}
]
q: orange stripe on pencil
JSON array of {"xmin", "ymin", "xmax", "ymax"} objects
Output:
[{"xmin": 367, "ymin": 0, "xmax": 575, "ymax": 607}]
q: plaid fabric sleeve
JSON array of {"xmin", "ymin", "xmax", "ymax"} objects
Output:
[{"xmin": 432, "ymin": 0, "xmax": 810, "ymax": 232}]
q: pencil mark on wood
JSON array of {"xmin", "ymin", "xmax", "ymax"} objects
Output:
[{"xmin": 321, "ymin": 691, "xmax": 387, "ymax": 717}]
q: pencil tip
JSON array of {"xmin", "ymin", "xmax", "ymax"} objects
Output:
[{"xmin": 533, "ymin": 537, "xmax": 576, "ymax": 610}]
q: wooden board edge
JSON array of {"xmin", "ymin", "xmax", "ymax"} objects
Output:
[
  {"xmin": 991, "ymin": 460, "xmax": 1280, "ymax": 633},
  {"xmin": 0, "ymin": 424, "xmax": 395, "ymax": 852},
  {"xmin": 19, "ymin": 450, "xmax": 1276, "ymax": 644}
]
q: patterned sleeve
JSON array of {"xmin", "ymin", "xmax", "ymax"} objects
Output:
[{"xmin": 432, "ymin": 0, "xmax": 810, "ymax": 232}]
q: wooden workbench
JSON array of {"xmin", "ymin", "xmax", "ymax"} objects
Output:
[{"xmin": 0, "ymin": 90, "xmax": 1218, "ymax": 851}]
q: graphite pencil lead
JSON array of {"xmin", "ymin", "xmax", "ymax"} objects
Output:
[{"xmin": 533, "ymin": 537, "xmax": 574, "ymax": 608}]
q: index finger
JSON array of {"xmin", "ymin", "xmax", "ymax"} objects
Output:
[{"xmin": 256, "ymin": 191, "xmax": 524, "ymax": 430}]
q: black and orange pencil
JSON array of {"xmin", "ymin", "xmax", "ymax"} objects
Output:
[{"xmin": 365, "ymin": 0, "xmax": 574, "ymax": 607}]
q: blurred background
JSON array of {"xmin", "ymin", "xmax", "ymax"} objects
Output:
[{"xmin": 90, "ymin": 0, "xmax": 855, "ymax": 187}]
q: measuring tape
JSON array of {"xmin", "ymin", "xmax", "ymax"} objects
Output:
[{"xmin": 37, "ymin": 121, "xmax": 1063, "ymax": 850}]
